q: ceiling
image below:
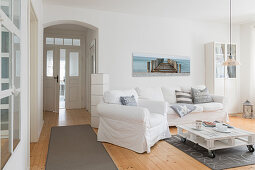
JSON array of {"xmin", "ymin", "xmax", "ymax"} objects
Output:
[{"xmin": 44, "ymin": 0, "xmax": 255, "ymax": 24}]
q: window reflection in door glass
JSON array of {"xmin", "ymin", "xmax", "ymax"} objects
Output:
[
  {"xmin": 1, "ymin": 0, "xmax": 12, "ymax": 19},
  {"xmin": 47, "ymin": 50, "xmax": 54, "ymax": 77},
  {"xmin": 64, "ymin": 39, "xmax": 72, "ymax": 46},
  {"xmin": 73, "ymin": 39, "xmax": 80, "ymax": 46},
  {"xmin": 1, "ymin": 97, "xmax": 12, "ymax": 169},
  {"xmin": 1, "ymin": 26, "xmax": 12, "ymax": 91},
  {"xmin": 13, "ymin": 93, "xmax": 20, "ymax": 151},
  {"xmin": 69, "ymin": 52, "xmax": 79, "ymax": 76},
  {"xmin": 14, "ymin": 35, "xmax": 20, "ymax": 88},
  {"xmin": 13, "ymin": 0, "xmax": 21, "ymax": 29}
]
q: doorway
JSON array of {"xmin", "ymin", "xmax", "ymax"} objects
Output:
[
  {"xmin": 59, "ymin": 49, "xmax": 66, "ymax": 109},
  {"xmin": 44, "ymin": 33, "xmax": 83, "ymax": 112},
  {"xmin": 43, "ymin": 24, "xmax": 98, "ymax": 113}
]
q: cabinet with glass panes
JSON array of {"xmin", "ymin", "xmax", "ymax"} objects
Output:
[{"xmin": 205, "ymin": 42, "xmax": 237, "ymax": 96}]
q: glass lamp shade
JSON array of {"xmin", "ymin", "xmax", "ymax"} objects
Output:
[{"xmin": 223, "ymin": 55, "xmax": 240, "ymax": 66}]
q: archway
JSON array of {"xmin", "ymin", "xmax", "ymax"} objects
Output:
[{"xmin": 42, "ymin": 20, "xmax": 98, "ymax": 114}]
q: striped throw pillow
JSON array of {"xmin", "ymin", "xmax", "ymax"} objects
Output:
[{"xmin": 175, "ymin": 90, "xmax": 193, "ymax": 104}]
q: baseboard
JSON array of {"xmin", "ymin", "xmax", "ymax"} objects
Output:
[{"xmin": 229, "ymin": 113, "xmax": 242, "ymax": 117}]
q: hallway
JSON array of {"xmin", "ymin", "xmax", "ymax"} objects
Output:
[{"xmin": 30, "ymin": 109, "xmax": 90, "ymax": 170}]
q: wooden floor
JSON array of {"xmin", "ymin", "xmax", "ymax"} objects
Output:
[
  {"xmin": 30, "ymin": 110, "xmax": 255, "ymax": 170},
  {"xmin": 1, "ymin": 139, "xmax": 11, "ymax": 169}
]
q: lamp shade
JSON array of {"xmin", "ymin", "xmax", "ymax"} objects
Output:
[{"xmin": 223, "ymin": 56, "xmax": 240, "ymax": 66}]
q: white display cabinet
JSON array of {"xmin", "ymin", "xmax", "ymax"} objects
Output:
[{"xmin": 205, "ymin": 42, "xmax": 237, "ymax": 96}]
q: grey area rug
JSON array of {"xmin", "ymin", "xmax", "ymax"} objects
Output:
[
  {"xmin": 165, "ymin": 135, "xmax": 255, "ymax": 170},
  {"xmin": 46, "ymin": 125, "xmax": 118, "ymax": 170}
]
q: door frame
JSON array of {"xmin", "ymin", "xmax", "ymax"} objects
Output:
[{"xmin": 29, "ymin": 4, "xmax": 39, "ymax": 142}]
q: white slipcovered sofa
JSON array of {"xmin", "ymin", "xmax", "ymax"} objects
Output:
[
  {"xmin": 135, "ymin": 85, "xmax": 229, "ymax": 126},
  {"xmin": 97, "ymin": 90, "xmax": 171, "ymax": 153}
]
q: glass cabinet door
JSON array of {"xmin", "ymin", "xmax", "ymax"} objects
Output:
[
  {"xmin": 215, "ymin": 44, "xmax": 225, "ymax": 78},
  {"xmin": 227, "ymin": 44, "xmax": 236, "ymax": 78}
]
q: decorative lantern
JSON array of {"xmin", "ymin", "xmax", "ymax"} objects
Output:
[{"xmin": 243, "ymin": 100, "xmax": 253, "ymax": 118}]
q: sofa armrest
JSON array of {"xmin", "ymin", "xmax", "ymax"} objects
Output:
[
  {"xmin": 211, "ymin": 95, "xmax": 225, "ymax": 103},
  {"xmin": 97, "ymin": 103, "xmax": 150, "ymax": 123},
  {"xmin": 211, "ymin": 95, "xmax": 227, "ymax": 108},
  {"xmin": 138, "ymin": 99, "xmax": 168, "ymax": 116}
]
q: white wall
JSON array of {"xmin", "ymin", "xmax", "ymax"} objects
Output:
[
  {"xmin": 43, "ymin": 4, "xmax": 241, "ymax": 113},
  {"xmin": 240, "ymin": 23, "xmax": 255, "ymax": 105}
]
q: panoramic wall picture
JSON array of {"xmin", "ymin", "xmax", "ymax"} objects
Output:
[{"xmin": 132, "ymin": 53, "xmax": 190, "ymax": 77}]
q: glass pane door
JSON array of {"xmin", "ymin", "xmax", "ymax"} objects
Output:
[
  {"xmin": 0, "ymin": 0, "xmax": 21, "ymax": 168},
  {"xmin": 69, "ymin": 52, "xmax": 79, "ymax": 77},
  {"xmin": 1, "ymin": 26, "xmax": 12, "ymax": 91},
  {"xmin": 0, "ymin": 97, "xmax": 11, "ymax": 168}
]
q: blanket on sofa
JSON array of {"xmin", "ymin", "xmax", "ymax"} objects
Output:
[{"xmin": 170, "ymin": 104, "xmax": 196, "ymax": 117}]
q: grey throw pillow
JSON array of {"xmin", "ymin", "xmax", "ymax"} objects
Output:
[
  {"xmin": 175, "ymin": 90, "xmax": 193, "ymax": 104},
  {"xmin": 120, "ymin": 95, "xmax": 137, "ymax": 106},
  {"xmin": 191, "ymin": 88, "xmax": 214, "ymax": 104},
  {"xmin": 171, "ymin": 104, "xmax": 196, "ymax": 117}
]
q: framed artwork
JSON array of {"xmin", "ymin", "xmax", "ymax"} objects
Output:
[{"xmin": 132, "ymin": 52, "xmax": 190, "ymax": 77}]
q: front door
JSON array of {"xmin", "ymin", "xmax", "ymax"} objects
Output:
[
  {"xmin": 65, "ymin": 49, "xmax": 81, "ymax": 109},
  {"xmin": 43, "ymin": 47, "xmax": 59, "ymax": 112},
  {"xmin": 44, "ymin": 47, "xmax": 82, "ymax": 111}
]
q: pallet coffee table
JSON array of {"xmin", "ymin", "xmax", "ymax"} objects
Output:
[{"xmin": 177, "ymin": 123, "xmax": 255, "ymax": 158}]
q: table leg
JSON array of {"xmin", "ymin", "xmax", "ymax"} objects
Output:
[{"xmin": 208, "ymin": 150, "xmax": 215, "ymax": 158}]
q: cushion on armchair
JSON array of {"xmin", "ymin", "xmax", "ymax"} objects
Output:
[
  {"xmin": 120, "ymin": 95, "xmax": 137, "ymax": 106},
  {"xmin": 135, "ymin": 87, "xmax": 164, "ymax": 101},
  {"xmin": 104, "ymin": 89, "xmax": 138, "ymax": 104}
]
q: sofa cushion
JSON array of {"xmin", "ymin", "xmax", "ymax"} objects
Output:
[
  {"xmin": 161, "ymin": 87, "xmax": 181, "ymax": 104},
  {"xmin": 149, "ymin": 113, "xmax": 163, "ymax": 127},
  {"xmin": 104, "ymin": 89, "xmax": 138, "ymax": 104},
  {"xmin": 135, "ymin": 87, "xmax": 164, "ymax": 101},
  {"xmin": 191, "ymin": 87, "xmax": 214, "ymax": 104},
  {"xmin": 196, "ymin": 102, "xmax": 223, "ymax": 112},
  {"xmin": 193, "ymin": 104, "xmax": 204, "ymax": 112},
  {"xmin": 175, "ymin": 90, "xmax": 193, "ymax": 104}
]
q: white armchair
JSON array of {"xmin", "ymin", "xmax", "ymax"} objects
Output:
[{"xmin": 97, "ymin": 99, "xmax": 171, "ymax": 153}]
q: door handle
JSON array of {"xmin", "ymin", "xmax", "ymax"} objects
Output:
[{"xmin": 54, "ymin": 75, "xmax": 59, "ymax": 83}]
